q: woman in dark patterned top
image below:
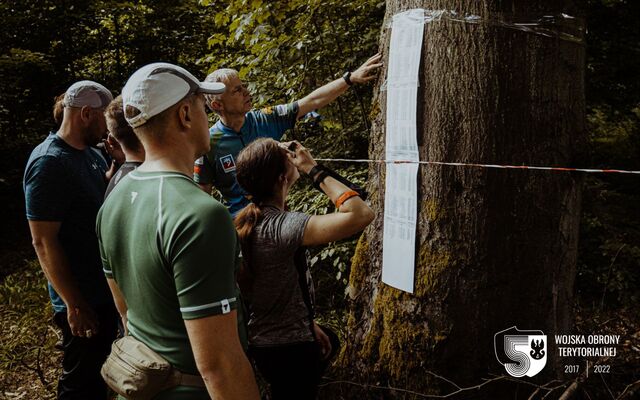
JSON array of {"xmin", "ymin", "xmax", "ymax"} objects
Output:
[{"xmin": 234, "ymin": 138, "xmax": 374, "ymax": 399}]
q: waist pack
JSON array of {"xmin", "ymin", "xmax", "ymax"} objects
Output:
[{"xmin": 101, "ymin": 335, "xmax": 205, "ymax": 399}]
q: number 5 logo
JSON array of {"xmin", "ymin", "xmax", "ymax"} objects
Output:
[{"xmin": 495, "ymin": 326, "xmax": 547, "ymax": 377}]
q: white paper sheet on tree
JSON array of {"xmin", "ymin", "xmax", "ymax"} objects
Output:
[{"xmin": 382, "ymin": 9, "xmax": 424, "ymax": 293}]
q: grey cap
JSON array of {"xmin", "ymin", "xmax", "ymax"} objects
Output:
[{"xmin": 63, "ymin": 80, "xmax": 113, "ymax": 109}]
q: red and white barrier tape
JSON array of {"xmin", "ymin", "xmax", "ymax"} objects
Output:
[{"xmin": 314, "ymin": 158, "xmax": 640, "ymax": 175}]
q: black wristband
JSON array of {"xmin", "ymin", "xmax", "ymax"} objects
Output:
[
  {"xmin": 342, "ymin": 71, "xmax": 353, "ymax": 86},
  {"xmin": 322, "ymin": 166, "xmax": 369, "ymax": 201},
  {"xmin": 308, "ymin": 165, "xmax": 324, "ymax": 179},
  {"xmin": 313, "ymin": 171, "xmax": 330, "ymax": 191}
]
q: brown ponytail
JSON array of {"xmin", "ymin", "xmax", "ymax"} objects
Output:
[
  {"xmin": 53, "ymin": 93, "xmax": 65, "ymax": 127},
  {"xmin": 234, "ymin": 138, "xmax": 288, "ymax": 290},
  {"xmin": 234, "ymin": 202, "xmax": 261, "ymax": 291}
]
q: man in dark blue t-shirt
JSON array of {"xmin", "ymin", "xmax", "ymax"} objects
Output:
[
  {"xmin": 24, "ymin": 80, "xmax": 118, "ymax": 400},
  {"xmin": 194, "ymin": 53, "xmax": 383, "ymax": 216}
]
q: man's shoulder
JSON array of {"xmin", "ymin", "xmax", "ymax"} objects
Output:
[
  {"xmin": 161, "ymin": 182, "xmax": 232, "ymax": 234},
  {"xmin": 209, "ymin": 123, "xmax": 226, "ymax": 138},
  {"xmin": 254, "ymin": 103, "xmax": 297, "ymax": 118},
  {"xmin": 101, "ymin": 173, "xmax": 227, "ymax": 221},
  {"xmin": 98, "ymin": 174, "xmax": 135, "ymax": 215},
  {"xmin": 255, "ymin": 103, "xmax": 293, "ymax": 116},
  {"xmin": 25, "ymin": 150, "xmax": 68, "ymax": 178},
  {"xmin": 106, "ymin": 172, "xmax": 194, "ymax": 201},
  {"xmin": 28, "ymin": 135, "xmax": 65, "ymax": 161},
  {"xmin": 207, "ymin": 124, "xmax": 233, "ymax": 151},
  {"xmin": 247, "ymin": 102, "xmax": 299, "ymax": 139},
  {"xmin": 184, "ymin": 191, "xmax": 229, "ymax": 219},
  {"xmin": 162, "ymin": 175, "xmax": 227, "ymax": 213},
  {"xmin": 245, "ymin": 107, "xmax": 274, "ymax": 125},
  {"xmin": 206, "ymin": 129, "xmax": 243, "ymax": 160}
]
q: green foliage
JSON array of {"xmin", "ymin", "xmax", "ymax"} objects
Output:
[
  {"xmin": 200, "ymin": 0, "xmax": 384, "ymax": 154},
  {"xmin": 585, "ymin": 0, "xmax": 640, "ymax": 171},
  {"xmin": 0, "ymin": 48, "xmax": 55, "ymax": 166},
  {"xmin": 577, "ymin": 177, "xmax": 640, "ymax": 309},
  {"xmin": 587, "ymin": 105, "xmax": 640, "ymax": 171},
  {"xmin": 0, "ymin": 261, "xmax": 58, "ymax": 398},
  {"xmin": 0, "ymin": 0, "xmax": 217, "ymax": 165},
  {"xmin": 586, "ymin": 0, "xmax": 640, "ymax": 112},
  {"xmin": 577, "ymin": 1, "xmax": 640, "ymax": 311}
]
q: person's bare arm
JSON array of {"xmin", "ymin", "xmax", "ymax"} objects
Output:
[
  {"xmin": 184, "ymin": 311, "xmax": 259, "ymax": 400},
  {"xmin": 106, "ymin": 278, "xmax": 128, "ymax": 335},
  {"xmin": 28, "ymin": 220, "xmax": 99, "ymax": 336},
  {"xmin": 302, "ymin": 176, "xmax": 374, "ymax": 246},
  {"xmin": 313, "ymin": 321, "xmax": 332, "ymax": 360},
  {"xmin": 296, "ymin": 53, "xmax": 383, "ymax": 118},
  {"xmin": 281, "ymin": 141, "xmax": 375, "ymax": 246},
  {"xmin": 296, "ymin": 79, "xmax": 348, "ymax": 119}
]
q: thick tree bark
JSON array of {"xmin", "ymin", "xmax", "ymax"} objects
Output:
[{"xmin": 338, "ymin": 0, "xmax": 585, "ymax": 398}]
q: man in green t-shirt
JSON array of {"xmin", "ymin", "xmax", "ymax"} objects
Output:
[{"xmin": 96, "ymin": 62, "xmax": 259, "ymax": 400}]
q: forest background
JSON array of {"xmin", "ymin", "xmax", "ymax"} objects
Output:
[{"xmin": 0, "ymin": 0, "xmax": 638, "ymax": 398}]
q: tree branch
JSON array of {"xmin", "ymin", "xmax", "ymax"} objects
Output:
[
  {"xmin": 320, "ymin": 370, "xmax": 572, "ymax": 399},
  {"xmin": 616, "ymin": 379, "xmax": 640, "ymax": 400}
]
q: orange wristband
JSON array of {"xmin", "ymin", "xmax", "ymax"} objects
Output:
[{"xmin": 335, "ymin": 190, "xmax": 359, "ymax": 209}]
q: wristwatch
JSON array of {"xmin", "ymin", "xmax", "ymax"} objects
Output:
[{"xmin": 342, "ymin": 71, "xmax": 353, "ymax": 86}]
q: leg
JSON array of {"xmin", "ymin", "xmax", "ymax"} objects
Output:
[{"xmin": 250, "ymin": 342, "xmax": 321, "ymax": 400}]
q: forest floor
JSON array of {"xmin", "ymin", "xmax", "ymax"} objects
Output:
[{"xmin": 0, "ymin": 176, "xmax": 638, "ymax": 400}]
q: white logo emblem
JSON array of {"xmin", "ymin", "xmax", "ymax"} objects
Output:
[
  {"xmin": 221, "ymin": 299, "xmax": 230, "ymax": 314},
  {"xmin": 131, "ymin": 192, "xmax": 138, "ymax": 204},
  {"xmin": 495, "ymin": 326, "xmax": 547, "ymax": 377}
]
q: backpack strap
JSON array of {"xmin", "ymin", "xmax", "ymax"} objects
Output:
[{"xmin": 294, "ymin": 247, "xmax": 316, "ymax": 322}]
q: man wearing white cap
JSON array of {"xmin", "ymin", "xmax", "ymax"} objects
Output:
[
  {"xmin": 97, "ymin": 63, "xmax": 259, "ymax": 399},
  {"xmin": 24, "ymin": 80, "xmax": 119, "ymax": 399}
]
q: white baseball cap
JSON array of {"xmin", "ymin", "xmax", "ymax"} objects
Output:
[
  {"xmin": 63, "ymin": 80, "xmax": 113, "ymax": 109},
  {"xmin": 122, "ymin": 62, "xmax": 226, "ymax": 128}
]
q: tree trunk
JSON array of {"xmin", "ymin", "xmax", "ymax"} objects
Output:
[{"xmin": 338, "ymin": 0, "xmax": 585, "ymax": 398}]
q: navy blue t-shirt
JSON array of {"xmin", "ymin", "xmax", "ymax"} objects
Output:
[{"xmin": 24, "ymin": 133, "xmax": 113, "ymax": 313}]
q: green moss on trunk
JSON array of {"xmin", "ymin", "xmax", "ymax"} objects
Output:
[
  {"xmin": 347, "ymin": 233, "xmax": 370, "ymax": 294},
  {"xmin": 415, "ymin": 247, "xmax": 451, "ymax": 297}
]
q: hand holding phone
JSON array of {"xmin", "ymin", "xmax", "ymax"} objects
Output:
[{"xmin": 280, "ymin": 141, "xmax": 317, "ymax": 174}]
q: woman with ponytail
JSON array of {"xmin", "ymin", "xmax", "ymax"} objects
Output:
[{"xmin": 234, "ymin": 138, "xmax": 374, "ymax": 399}]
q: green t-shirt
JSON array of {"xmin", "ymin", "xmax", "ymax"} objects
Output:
[{"xmin": 97, "ymin": 170, "xmax": 245, "ymax": 398}]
